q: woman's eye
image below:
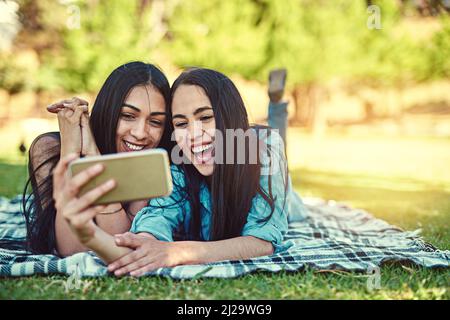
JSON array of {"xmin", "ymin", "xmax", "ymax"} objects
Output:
[
  {"xmin": 174, "ymin": 122, "xmax": 187, "ymax": 128},
  {"xmin": 149, "ymin": 119, "xmax": 163, "ymax": 127},
  {"xmin": 120, "ymin": 113, "xmax": 135, "ymax": 120},
  {"xmin": 200, "ymin": 115, "xmax": 213, "ymax": 122}
]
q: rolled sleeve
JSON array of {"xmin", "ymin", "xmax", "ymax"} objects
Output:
[
  {"xmin": 242, "ymin": 221, "xmax": 291, "ymax": 254},
  {"xmin": 129, "ymin": 165, "xmax": 187, "ymax": 241},
  {"xmin": 130, "ymin": 207, "xmax": 180, "ymax": 241}
]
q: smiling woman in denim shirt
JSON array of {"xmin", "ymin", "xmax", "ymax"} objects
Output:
[{"xmin": 52, "ymin": 68, "xmax": 306, "ymax": 277}]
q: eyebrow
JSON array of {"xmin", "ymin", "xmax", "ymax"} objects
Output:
[
  {"xmin": 122, "ymin": 103, "xmax": 167, "ymax": 116},
  {"xmin": 172, "ymin": 106, "xmax": 213, "ymax": 119}
]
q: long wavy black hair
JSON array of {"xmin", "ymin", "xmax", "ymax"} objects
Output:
[
  {"xmin": 21, "ymin": 61, "xmax": 173, "ymax": 254},
  {"xmin": 168, "ymin": 68, "xmax": 288, "ymax": 241}
]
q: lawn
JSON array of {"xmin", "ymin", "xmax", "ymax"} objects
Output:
[{"xmin": 0, "ymin": 129, "xmax": 449, "ymax": 299}]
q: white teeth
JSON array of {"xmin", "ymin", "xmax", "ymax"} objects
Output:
[
  {"xmin": 192, "ymin": 143, "xmax": 213, "ymax": 154},
  {"xmin": 124, "ymin": 141, "xmax": 145, "ymax": 151}
]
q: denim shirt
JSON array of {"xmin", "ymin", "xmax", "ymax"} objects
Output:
[{"xmin": 130, "ymin": 129, "xmax": 307, "ymax": 254}]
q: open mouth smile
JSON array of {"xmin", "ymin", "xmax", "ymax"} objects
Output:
[
  {"xmin": 191, "ymin": 142, "xmax": 214, "ymax": 164},
  {"xmin": 123, "ymin": 140, "xmax": 147, "ymax": 151}
]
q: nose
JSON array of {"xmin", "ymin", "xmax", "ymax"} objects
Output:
[
  {"xmin": 189, "ymin": 120, "xmax": 204, "ymax": 143},
  {"xmin": 130, "ymin": 119, "xmax": 149, "ymax": 141}
]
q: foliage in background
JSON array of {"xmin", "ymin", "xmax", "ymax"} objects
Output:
[
  {"xmin": 40, "ymin": 0, "xmax": 156, "ymax": 92},
  {"xmin": 164, "ymin": 0, "xmax": 269, "ymax": 79},
  {"xmin": 165, "ymin": 0, "xmax": 450, "ymax": 88},
  {"xmin": 5, "ymin": 0, "xmax": 157, "ymax": 93},
  {"xmin": 1, "ymin": 0, "xmax": 449, "ymax": 93},
  {"xmin": 422, "ymin": 16, "xmax": 450, "ymax": 80}
]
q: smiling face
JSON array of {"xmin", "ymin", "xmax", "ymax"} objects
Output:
[
  {"xmin": 115, "ymin": 84, "xmax": 167, "ymax": 153},
  {"xmin": 171, "ymin": 84, "xmax": 216, "ymax": 176}
]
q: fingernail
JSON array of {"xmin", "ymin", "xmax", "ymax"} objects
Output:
[
  {"xmin": 92, "ymin": 164, "xmax": 103, "ymax": 172},
  {"xmin": 106, "ymin": 179, "xmax": 115, "ymax": 187}
]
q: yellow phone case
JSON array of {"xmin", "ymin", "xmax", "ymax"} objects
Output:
[{"xmin": 68, "ymin": 149, "xmax": 173, "ymax": 205}]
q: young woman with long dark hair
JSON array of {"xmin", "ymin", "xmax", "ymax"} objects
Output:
[
  {"xmin": 50, "ymin": 67, "xmax": 306, "ymax": 276},
  {"xmin": 22, "ymin": 61, "xmax": 173, "ymax": 256}
]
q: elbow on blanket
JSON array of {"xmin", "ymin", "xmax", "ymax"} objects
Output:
[{"xmin": 254, "ymin": 237, "xmax": 275, "ymax": 256}]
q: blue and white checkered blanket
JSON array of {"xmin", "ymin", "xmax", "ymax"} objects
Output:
[{"xmin": 0, "ymin": 195, "xmax": 448, "ymax": 279}]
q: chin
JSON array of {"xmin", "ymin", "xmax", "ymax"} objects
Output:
[{"xmin": 195, "ymin": 164, "xmax": 214, "ymax": 177}]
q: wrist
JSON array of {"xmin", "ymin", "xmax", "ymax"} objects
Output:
[
  {"xmin": 60, "ymin": 143, "xmax": 81, "ymax": 158},
  {"xmin": 98, "ymin": 203, "xmax": 123, "ymax": 215},
  {"xmin": 83, "ymin": 144, "xmax": 100, "ymax": 157},
  {"xmin": 172, "ymin": 241, "xmax": 206, "ymax": 266},
  {"xmin": 82, "ymin": 223, "xmax": 102, "ymax": 247}
]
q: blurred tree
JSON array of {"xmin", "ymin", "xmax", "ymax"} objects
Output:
[
  {"xmin": 1, "ymin": 0, "xmax": 448, "ymax": 122},
  {"xmin": 45, "ymin": 0, "xmax": 157, "ymax": 92},
  {"xmin": 8, "ymin": 0, "xmax": 164, "ymax": 93},
  {"xmin": 164, "ymin": 0, "xmax": 269, "ymax": 77},
  {"xmin": 420, "ymin": 16, "xmax": 450, "ymax": 79}
]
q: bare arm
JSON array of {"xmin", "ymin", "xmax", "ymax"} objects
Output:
[
  {"xmin": 28, "ymin": 134, "xmax": 88, "ymax": 255},
  {"xmin": 58, "ymin": 98, "xmax": 134, "ymax": 245},
  {"xmin": 55, "ymin": 203, "xmax": 132, "ymax": 257},
  {"xmin": 108, "ymin": 233, "xmax": 274, "ymax": 276},
  {"xmin": 43, "ymin": 97, "xmax": 135, "ymax": 256},
  {"xmin": 83, "ymin": 224, "xmax": 133, "ymax": 263},
  {"xmin": 51, "ymin": 153, "xmax": 136, "ymax": 257},
  {"xmin": 174, "ymin": 236, "xmax": 274, "ymax": 265}
]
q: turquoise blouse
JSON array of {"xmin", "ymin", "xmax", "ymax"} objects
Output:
[{"xmin": 130, "ymin": 130, "xmax": 307, "ymax": 254}]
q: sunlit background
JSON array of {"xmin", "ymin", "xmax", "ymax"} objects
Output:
[{"xmin": 0, "ymin": 0, "xmax": 449, "ymax": 243}]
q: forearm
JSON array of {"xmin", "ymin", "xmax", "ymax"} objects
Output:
[
  {"xmin": 94, "ymin": 206, "xmax": 132, "ymax": 236},
  {"xmin": 84, "ymin": 225, "xmax": 132, "ymax": 264},
  {"xmin": 175, "ymin": 236, "xmax": 274, "ymax": 265},
  {"xmin": 55, "ymin": 206, "xmax": 130, "ymax": 257},
  {"xmin": 82, "ymin": 137, "xmax": 100, "ymax": 157},
  {"xmin": 81, "ymin": 113, "xmax": 100, "ymax": 157},
  {"xmin": 55, "ymin": 212, "xmax": 90, "ymax": 256}
]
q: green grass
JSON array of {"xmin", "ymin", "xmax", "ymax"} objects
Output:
[
  {"xmin": 0, "ymin": 158, "xmax": 28, "ymax": 198},
  {"xmin": 0, "ymin": 132, "xmax": 449, "ymax": 300}
]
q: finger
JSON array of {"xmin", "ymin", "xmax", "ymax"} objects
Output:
[
  {"xmin": 47, "ymin": 106, "xmax": 65, "ymax": 114},
  {"xmin": 71, "ymin": 97, "xmax": 89, "ymax": 106},
  {"xmin": 114, "ymin": 255, "xmax": 153, "ymax": 277},
  {"xmin": 47, "ymin": 99, "xmax": 74, "ymax": 112},
  {"xmin": 64, "ymin": 102, "xmax": 88, "ymax": 112},
  {"xmin": 66, "ymin": 163, "xmax": 105, "ymax": 196},
  {"xmin": 52, "ymin": 154, "xmax": 80, "ymax": 203},
  {"xmin": 53, "ymin": 153, "xmax": 79, "ymax": 181},
  {"xmin": 74, "ymin": 179, "xmax": 116, "ymax": 210},
  {"xmin": 107, "ymin": 249, "xmax": 146, "ymax": 272},
  {"xmin": 81, "ymin": 111, "xmax": 90, "ymax": 126},
  {"xmin": 63, "ymin": 97, "xmax": 89, "ymax": 110},
  {"xmin": 67, "ymin": 204, "xmax": 107, "ymax": 228},
  {"xmin": 81, "ymin": 104, "xmax": 89, "ymax": 114},
  {"xmin": 52, "ymin": 103, "xmax": 76, "ymax": 114},
  {"xmin": 57, "ymin": 107, "xmax": 74, "ymax": 119},
  {"xmin": 115, "ymin": 233, "xmax": 145, "ymax": 249},
  {"xmin": 129, "ymin": 263, "xmax": 160, "ymax": 277},
  {"xmin": 71, "ymin": 103, "xmax": 87, "ymax": 120}
]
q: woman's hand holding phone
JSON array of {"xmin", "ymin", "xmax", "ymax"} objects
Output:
[{"xmin": 53, "ymin": 153, "xmax": 117, "ymax": 245}]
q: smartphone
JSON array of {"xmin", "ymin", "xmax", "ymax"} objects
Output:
[{"xmin": 68, "ymin": 149, "xmax": 173, "ymax": 205}]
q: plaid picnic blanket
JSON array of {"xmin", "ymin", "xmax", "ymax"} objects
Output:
[{"xmin": 0, "ymin": 195, "xmax": 448, "ymax": 279}]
